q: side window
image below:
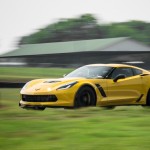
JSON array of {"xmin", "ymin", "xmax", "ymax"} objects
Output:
[
  {"xmin": 110, "ymin": 68, "xmax": 134, "ymax": 79},
  {"xmin": 132, "ymin": 68, "xmax": 143, "ymax": 75}
]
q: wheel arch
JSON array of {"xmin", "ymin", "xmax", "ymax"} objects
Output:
[{"xmin": 74, "ymin": 83, "xmax": 97, "ymax": 106}]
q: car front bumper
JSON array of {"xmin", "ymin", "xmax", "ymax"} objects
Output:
[{"xmin": 19, "ymin": 99, "xmax": 72, "ymax": 107}]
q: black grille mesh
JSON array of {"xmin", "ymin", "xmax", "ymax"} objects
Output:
[{"xmin": 22, "ymin": 95, "xmax": 57, "ymax": 102}]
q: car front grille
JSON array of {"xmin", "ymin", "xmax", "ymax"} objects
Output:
[{"xmin": 22, "ymin": 95, "xmax": 57, "ymax": 102}]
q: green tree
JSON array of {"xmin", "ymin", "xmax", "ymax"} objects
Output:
[{"xmin": 18, "ymin": 14, "xmax": 150, "ymax": 46}]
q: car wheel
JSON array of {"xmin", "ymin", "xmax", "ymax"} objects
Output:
[
  {"xmin": 74, "ymin": 86, "xmax": 96, "ymax": 108},
  {"xmin": 146, "ymin": 89, "xmax": 150, "ymax": 106},
  {"xmin": 102, "ymin": 106, "xmax": 115, "ymax": 110},
  {"xmin": 32, "ymin": 106, "xmax": 45, "ymax": 111}
]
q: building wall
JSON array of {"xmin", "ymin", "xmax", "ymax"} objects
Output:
[{"xmin": 22, "ymin": 51, "xmax": 150, "ymax": 69}]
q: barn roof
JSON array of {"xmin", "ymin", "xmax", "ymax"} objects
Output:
[{"xmin": 1, "ymin": 37, "xmax": 150, "ymax": 57}]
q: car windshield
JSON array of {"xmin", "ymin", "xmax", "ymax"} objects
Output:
[{"xmin": 65, "ymin": 66, "xmax": 112, "ymax": 78}]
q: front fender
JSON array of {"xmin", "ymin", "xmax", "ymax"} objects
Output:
[{"xmin": 73, "ymin": 81, "xmax": 103, "ymax": 105}]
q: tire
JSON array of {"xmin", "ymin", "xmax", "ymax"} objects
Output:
[
  {"xmin": 32, "ymin": 106, "xmax": 45, "ymax": 111},
  {"xmin": 74, "ymin": 86, "xmax": 96, "ymax": 108},
  {"xmin": 146, "ymin": 89, "xmax": 150, "ymax": 106},
  {"xmin": 102, "ymin": 106, "xmax": 115, "ymax": 110}
]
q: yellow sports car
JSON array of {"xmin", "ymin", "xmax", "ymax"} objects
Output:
[{"xmin": 19, "ymin": 64, "xmax": 150, "ymax": 110}]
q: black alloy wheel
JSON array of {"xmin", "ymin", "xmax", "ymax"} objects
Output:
[
  {"xmin": 146, "ymin": 89, "xmax": 150, "ymax": 106},
  {"xmin": 143, "ymin": 89, "xmax": 150, "ymax": 107},
  {"xmin": 74, "ymin": 86, "xmax": 96, "ymax": 108},
  {"xmin": 102, "ymin": 106, "xmax": 115, "ymax": 110}
]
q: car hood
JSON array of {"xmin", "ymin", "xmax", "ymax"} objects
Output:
[{"xmin": 21, "ymin": 77, "xmax": 86, "ymax": 94}]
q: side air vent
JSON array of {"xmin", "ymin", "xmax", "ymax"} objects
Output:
[{"xmin": 95, "ymin": 84, "xmax": 107, "ymax": 97}]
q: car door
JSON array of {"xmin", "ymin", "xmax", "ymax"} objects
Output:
[{"xmin": 106, "ymin": 67, "xmax": 143, "ymax": 105}]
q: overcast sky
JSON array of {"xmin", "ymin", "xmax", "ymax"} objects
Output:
[{"xmin": 0, "ymin": 0, "xmax": 150, "ymax": 55}]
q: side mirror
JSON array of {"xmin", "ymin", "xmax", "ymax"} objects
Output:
[{"xmin": 113, "ymin": 74, "xmax": 126, "ymax": 82}]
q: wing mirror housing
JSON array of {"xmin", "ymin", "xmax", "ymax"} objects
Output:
[{"xmin": 113, "ymin": 74, "xmax": 126, "ymax": 82}]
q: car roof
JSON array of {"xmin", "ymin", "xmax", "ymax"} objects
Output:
[
  {"xmin": 87, "ymin": 63, "xmax": 149, "ymax": 70},
  {"xmin": 87, "ymin": 63, "xmax": 134, "ymax": 67},
  {"xmin": 86, "ymin": 64, "xmax": 150, "ymax": 74}
]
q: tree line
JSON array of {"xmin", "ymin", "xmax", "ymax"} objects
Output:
[{"xmin": 19, "ymin": 14, "xmax": 150, "ymax": 46}]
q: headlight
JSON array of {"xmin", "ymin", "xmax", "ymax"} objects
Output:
[{"xmin": 57, "ymin": 81, "xmax": 78, "ymax": 90}]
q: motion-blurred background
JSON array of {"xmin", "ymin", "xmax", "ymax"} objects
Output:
[
  {"xmin": 0, "ymin": 0, "xmax": 150, "ymax": 149},
  {"xmin": 0, "ymin": 14, "xmax": 150, "ymax": 69}
]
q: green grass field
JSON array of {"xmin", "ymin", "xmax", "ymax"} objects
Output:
[
  {"xmin": 1, "ymin": 88, "xmax": 150, "ymax": 150},
  {"xmin": 0, "ymin": 67, "xmax": 73, "ymax": 82},
  {"xmin": 1, "ymin": 67, "xmax": 150, "ymax": 150}
]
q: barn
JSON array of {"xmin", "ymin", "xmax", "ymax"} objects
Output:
[{"xmin": 0, "ymin": 37, "xmax": 150, "ymax": 68}]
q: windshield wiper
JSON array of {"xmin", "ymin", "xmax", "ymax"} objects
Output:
[{"xmin": 86, "ymin": 76, "xmax": 104, "ymax": 79}]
